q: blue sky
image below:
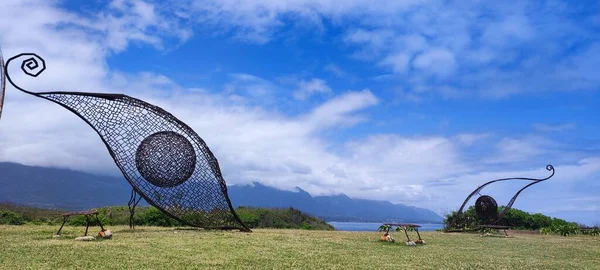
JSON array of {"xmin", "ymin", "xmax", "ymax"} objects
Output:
[{"xmin": 0, "ymin": 0, "xmax": 599, "ymax": 225}]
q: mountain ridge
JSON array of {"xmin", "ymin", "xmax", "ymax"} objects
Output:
[{"xmin": 0, "ymin": 162, "xmax": 442, "ymax": 223}]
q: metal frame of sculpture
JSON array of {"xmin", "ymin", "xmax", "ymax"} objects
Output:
[
  {"xmin": 0, "ymin": 51, "xmax": 6, "ymax": 119},
  {"xmin": 1, "ymin": 51, "xmax": 250, "ymax": 232},
  {"xmin": 127, "ymin": 189, "xmax": 143, "ymax": 229},
  {"xmin": 445, "ymin": 164, "xmax": 554, "ymax": 231}
]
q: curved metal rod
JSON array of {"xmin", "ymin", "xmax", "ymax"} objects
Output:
[
  {"xmin": 0, "ymin": 50, "xmax": 6, "ymax": 120},
  {"xmin": 4, "ymin": 53, "xmax": 46, "ymax": 95},
  {"xmin": 446, "ymin": 164, "xmax": 554, "ymax": 230}
]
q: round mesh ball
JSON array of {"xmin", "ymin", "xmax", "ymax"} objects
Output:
[
  {"xmin": 475, "ymin": 195, "xmax": 498, "ymax": 221},
  {"xmin": 135, "ymin": 131, "xmax": 196, "ymax": 188}
]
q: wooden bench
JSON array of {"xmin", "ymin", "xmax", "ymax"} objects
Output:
[
  {"xmin": 56, "ymin": 210, "xmax": 105, "ymax": 236},
  {"xmin": 383, "ymin": 223, "xmax": 425, "ymax": 244},
  {"xmin": 477, "ymin": 225, "xmax": 512, "ymax": 237}
]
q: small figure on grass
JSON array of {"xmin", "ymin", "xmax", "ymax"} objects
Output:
[
  {"xmin": 380, "ymin": 232, "xmax": 395, "ymax": 242},
  {"xmin": 378, "ymin": 224, "xmax": 395, "ymax": 242},
  {"xmin": 98, "ymin": 229, "xmax": 113, "ymax": 239}
]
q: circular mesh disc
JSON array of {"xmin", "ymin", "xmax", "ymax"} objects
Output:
[
  {"xmin": 475, "ymin": 195, "xmax": 498, "ymax": 221},
  {"xmin": 135, "ymin": 131, "xmax": 196, "ymax": 188}
]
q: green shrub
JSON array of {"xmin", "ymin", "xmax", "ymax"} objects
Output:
[
  {"xmin": 579, "ymin": 227, "xmax": 600, "ymax": 236},
  {"xmin": 67, "ymin": 215, "xmax": 93, "ymax": 226},
  {"xmin": 0, "ymin": 210, "xmax": 25, "ymax": 225},
  {"xmin": 0, "ymin": 203, "xmax": 64, "ymax": 224},
  {"xmin": 539, "ymin": 219, "xmax": 584, "ymax": 236},
  {"xmin": 444, "ymin": 206, "xmax": 575, "ymax": 231},
  {"xmin": 539, "ymin": 226, "xmax": 554, "ymax": 235},
  {"xmin": 555, "ymin": 223, "xmax": 580, "ymax": 236},
  {"xmin": 0, "ymin": 204, "xmax": 333, "ymax": 230},
  {"xmin": 136, "ymin": 207, "xmax": 179, "ymax": 227},
  {"xmin": 235, "ymin": 207, "xmax": 333, "ymax": 230},
  {"xmin": 236, "ymin": 207, "xmax": 260, "ymax": 228},
  {"xmin": 588, "ymin": 228, "xmax": 600, "ymax": 236},
  {"xmin": 378, "ymin": 224, "xmax": 391, "ymax": 232}
]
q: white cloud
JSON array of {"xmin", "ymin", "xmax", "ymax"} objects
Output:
[
  {"xmin": 485, "ymin": 136, "xmax": 558, "ymax": 164},
  {"xmin": 95, "ymin": 0, "xmax": 192, "ymax": 51},
  {"xmin": 481, "ymin": 15, "xmax": 534, "ymax": 47},
  {"xmin": 344, "ymin": 29, "xmax": 396, "ymax": 55},
  {"xmin": 293, "ymin": 78, "xmax": 332, "ymax": 100},
  {"xmin": 455, "ymin": 133, "xmax": 491, "ymax": 146},
  {"xmin": 412, "ymin": 48, "xmax": 457, "ymax": 77},
  {"xmin": 378, "ymin": 53, "xmax": 411, "ymax": 73},
  {"xmin": 173, "ymin": 0, "xmax": 600, "ymax": 99},
  {"xmin": 225, "ymin": 73, "xmax": 279, "ymax": 100},
  {"xmin": 324, "ymin": 64, "xmax": 346, "ymax": 77},
  {"xmin": 304, "ymin": 89, "xmax": 377, "ymax": 129},
  {"xmin": 185, "ymin": 0, "xmax": 424, "ymax": 43}
]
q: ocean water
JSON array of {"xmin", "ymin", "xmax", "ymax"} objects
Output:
[{"xmin": 328, "ymin": 222, "xmax": 444, "ymax": 232}]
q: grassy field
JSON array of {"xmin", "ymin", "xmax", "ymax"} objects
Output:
[{"xmin": 1, "ymin": 225, "xmax": 599, "ymax": 269}]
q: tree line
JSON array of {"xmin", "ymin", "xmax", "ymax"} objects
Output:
[
  {"xmin": 0, "ymin": 203, "xmax": 334, "ymax": 230},
  {"xmin": 443, "ymin": 206, "xmax": 599, "ymax": 236}
]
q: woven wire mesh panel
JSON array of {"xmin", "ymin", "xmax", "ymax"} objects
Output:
[
  {"xmin": 41, "ymin": 92, "xmax": 248, "ymax": 230},
  {"xmin": 3, "ymin": 52, "xmax": 249, "ymax": 231}
]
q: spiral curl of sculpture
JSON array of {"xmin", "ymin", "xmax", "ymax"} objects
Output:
[
  {"xmin": 446, "ymin": 164, "xmax": 554, "ymax": 231},
  {"xmin": 1, "ymin": 51, "xmax": 250, "ymax": 231}
]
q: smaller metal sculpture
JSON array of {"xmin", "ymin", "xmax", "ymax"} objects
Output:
[{"xmin": 446, "ymin": 164, "xmax": 554, "ymax": 231}]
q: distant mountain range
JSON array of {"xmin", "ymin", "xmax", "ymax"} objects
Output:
[
  {"xmin": 0, "ymin": 162, "xmax": 443, "ymax": 223},
  {"xmin": 228, "ymin": 183, "xmax": 442, "ymax": 222}
]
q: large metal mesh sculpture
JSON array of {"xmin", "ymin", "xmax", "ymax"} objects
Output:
[
  {"xmin": 2, "ymin": 51, "xmax": 250, "ymax": 232},
  {"xmin": 445, "ymin": 164, "xmax": 554, "ymax": 231}
]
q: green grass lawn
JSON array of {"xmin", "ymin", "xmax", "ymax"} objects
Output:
[{"xmin": 1, "ymin": 225, "xmax": 599, "ymax": 269}]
